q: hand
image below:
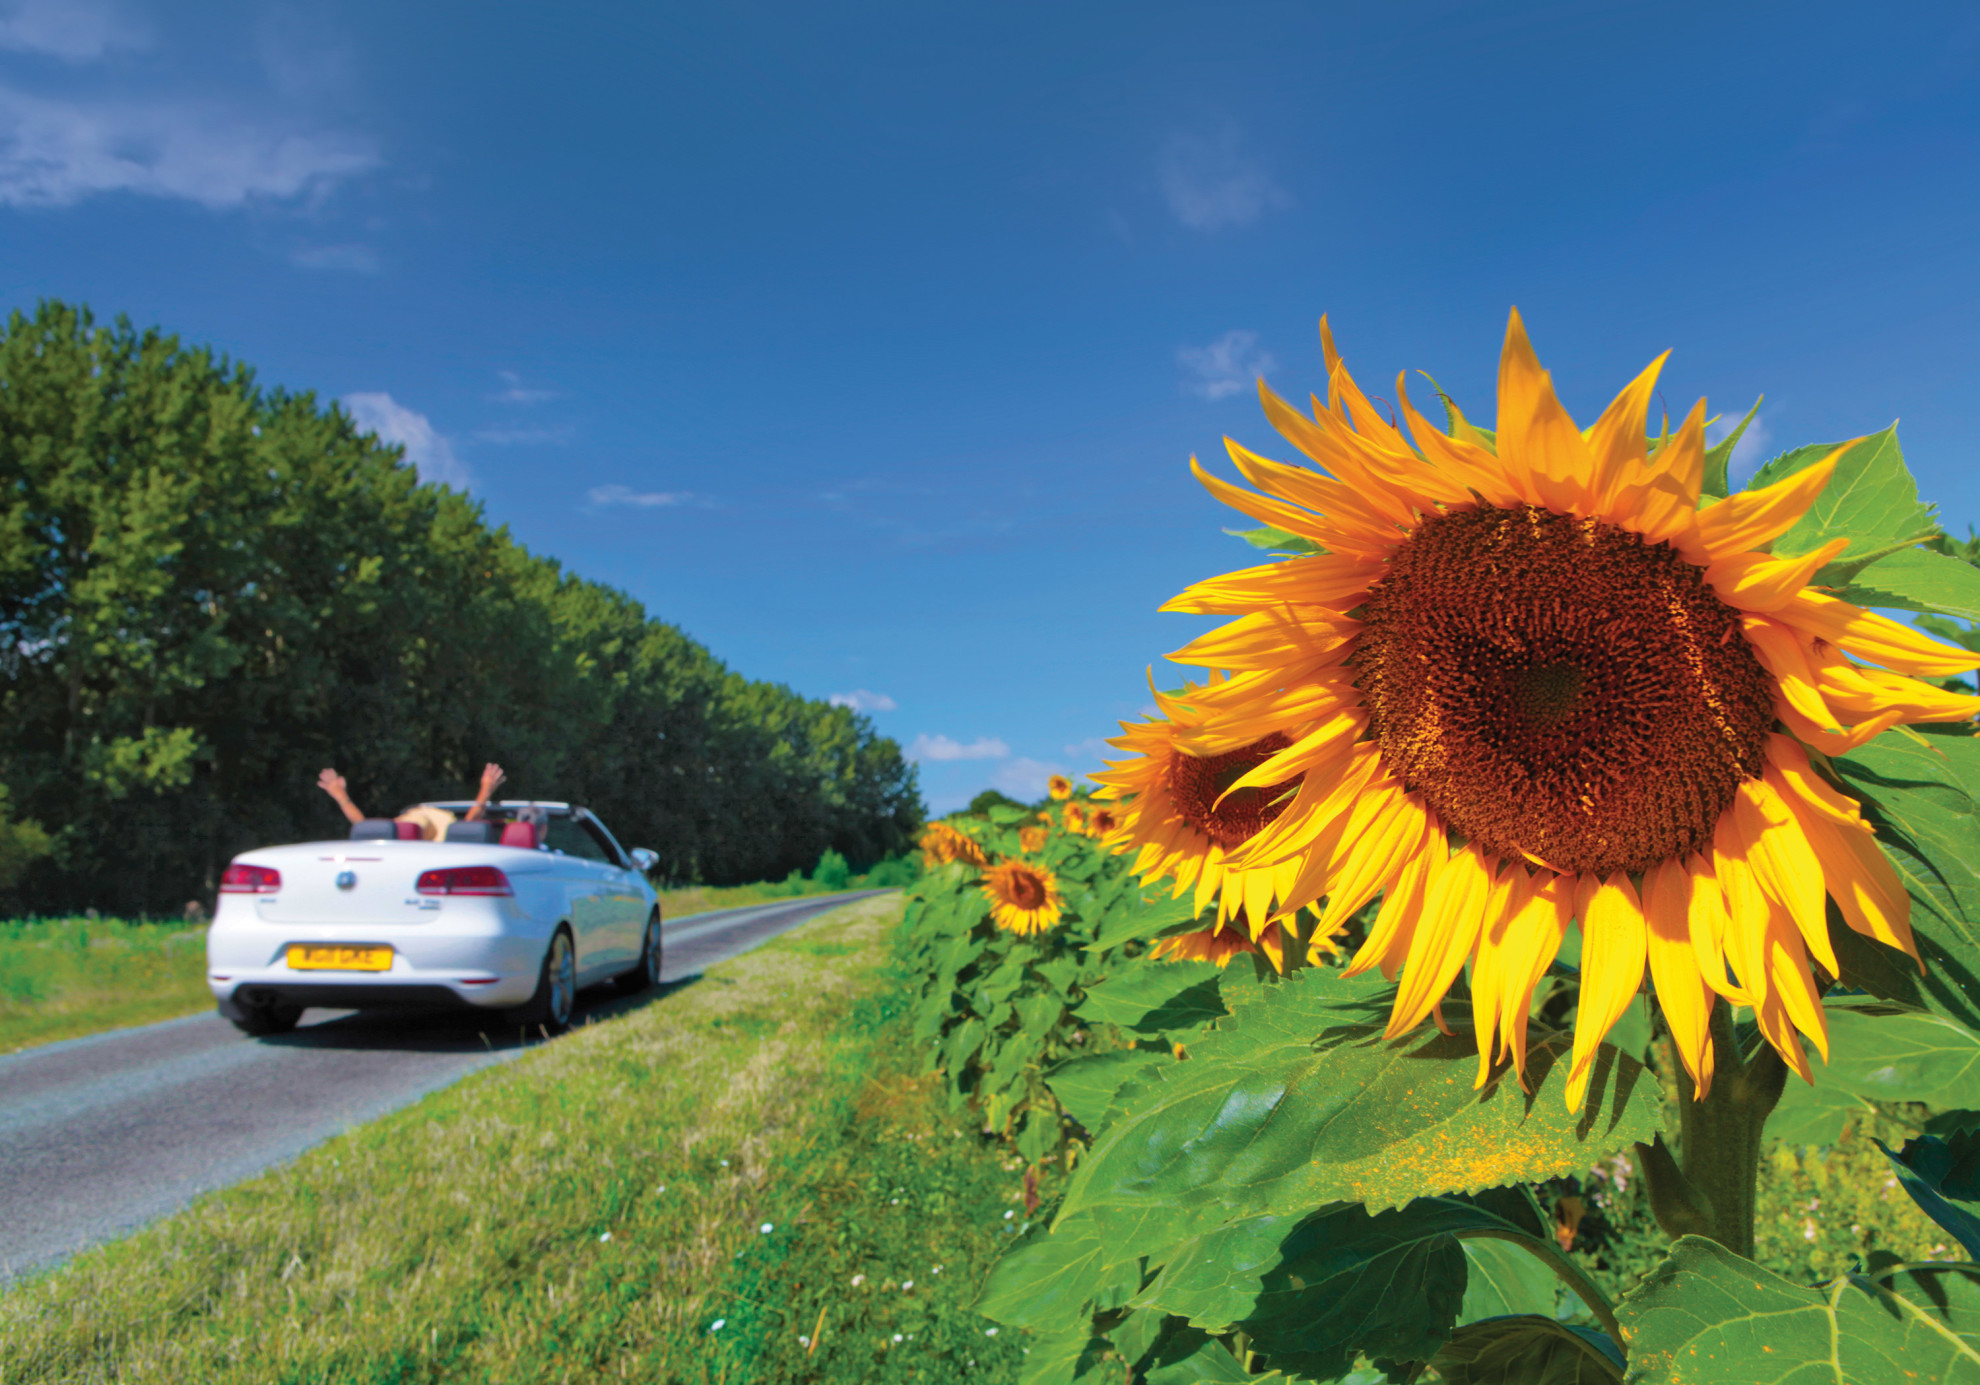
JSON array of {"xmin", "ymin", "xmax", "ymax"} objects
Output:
[
  {"xmin": 479, "ymin": 762, "xmax": 507, "ymax": 796},
  {"xmin": 317, "ymin": 768, "xmax": 349, "ymax": 800}
]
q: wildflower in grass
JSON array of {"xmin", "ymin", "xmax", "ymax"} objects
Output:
[
  {"xmin": 920, "ymin": 821, "xmax": 988, "ymax": 869},
  {"xmin": 1090, "ymin": 677, "xmax": 1309, "ymax": 960},
  {"xmin": 1167, "ymin": 311, "xmax": 1980, "ymax": 1106},
  {"xmin": 1048, "ymin": 773, "xmax": 1073, "ymax": 800},
  {"xmin": 1018, "ymin": 825, "xmax": 1047, "ymax": 854},
  {"xmin": 981, "ymin": 860, "xmax": 1064, "ymax": 936}
]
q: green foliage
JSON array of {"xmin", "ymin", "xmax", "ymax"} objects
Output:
[
  {"xmin": 971, "ymin": 789, "xmax": 1033, "ymax": 817},
  {"xmin": 1875, "ymin": 1130, "xmax": 1980, "ymax": 1260},
  {"xmin": 0, "ymin": 301, "xmax": 921, "ymax": 910},
  {"xmin": 1618, "ymin": 1237, "xmax": 1980, "ymax": 1384}
]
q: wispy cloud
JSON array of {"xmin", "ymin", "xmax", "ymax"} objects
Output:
[
  {"xmin": 1158, "ymin": 122, "xmax": 1289, "ymax": 231},
  {"xmin": 0, "ymin": 0, "xmax": 146, "ymax": 62},
  {"xmin": 829, "ymin": 689, "xmax": 897, "ymax": 713},
  {"xmin": 587, "ymin": 484, "xmax": 694, "ymax": 508},
  {"xmin": 342, "ymin": 393, "xmax": 469, "ymax": 490},
  {"xmin": 290, "ymin": 242, "xmax": 379, "ymax": 273},
  {"xmin": 992, "ymin": 757, "xmax": 1068, "ymax": 800},
  {"xmin": 0, "ymin": 85, "xmax": 377, "ymax": 209},
  {"xmin": 908, "ymin": 734, "xmax": 1009, "ymax": 763},
  {"xmin": 490, "ymin": 370, "xmax": 560, "ymax": 405},
  {"xmin": 473, "ymin": 424, "xmax": 573, "ymax": 446},
  {"xmin": 1063, "ymin": 737, "xmax": 1112, "ymax": 766},
  {"xmin": 1707, "ymin": 408, "xmax": 1775, "ymax": 488},
  {"xmin": 1179, "ymin": 329, "xmax": 1274, "ymax": 400}
]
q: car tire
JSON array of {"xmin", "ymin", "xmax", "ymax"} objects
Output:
[
  {"xmin": 219, "ymin": 994, "xmax": 303, "ymax": 1037},
  {"xmin": 508, "ymin": 926, "xmax": 577, "ymax": 1035},
  {"xmin": 616, "ymin": 910, "xmax": 663, "ymax": 995}
]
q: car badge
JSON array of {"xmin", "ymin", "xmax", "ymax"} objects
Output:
[{"xmin": 335, "ymin": 870, "xmax": 358, "ymax": 891}]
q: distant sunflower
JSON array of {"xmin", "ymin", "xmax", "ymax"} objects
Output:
[
  {"xmin": 1019, "ymin": 825, "xmax": 1048, "ymax": 854},
  {"xmin": 1089, "ymin": 673, "xmax": 1307, "ymax": 956},
  {"xmin": 1150, "ymin": 918, "xmax": 1300, "ymax": 970},
  {"xmin": 1062, "ymin": 801, "xmax": 1090, "ymax": 834},
  {"xmin": 1168, "ymin": 311, "xmax": 1980, "ymax": 1107},
  {"xmin": 920, "ymin": 821, "xmax": 988, "ymax": 870},
  {"xmin": 1048, "ymin": 774, "xmax": 1074, "ymax": 800},
  {"xmin": 982, "ymin": 860, "xmax": 1064, "ymax": 936},
  {"xmin": 1085, "ymin": 804, "xmax": 1122, "ymax": 839}
]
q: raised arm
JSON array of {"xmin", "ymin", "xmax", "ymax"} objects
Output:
[
  {"xmin": 316, "ymin": 768, "xmax": 365, "ymax": 825},
  {"xmin": 464, "ymin": 762, "xmax": 507, "ymax": 821}
]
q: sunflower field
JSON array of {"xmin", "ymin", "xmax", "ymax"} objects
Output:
[{"xmin": 908, "ymin": 314, "xmax": 1980, "ymax": 1383}]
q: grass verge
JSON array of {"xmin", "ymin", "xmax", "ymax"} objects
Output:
[
  {"xmin": 0, "ymin": 917, "xmax": 209, "ymax": 1054},
  {"xmin": 0, "ymin": 892, "xmax": 1033, "ymax": 1385}
]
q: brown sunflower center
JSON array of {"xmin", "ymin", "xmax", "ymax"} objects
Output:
[
  {"xmin": 1167, "ymin": 733, "xmax": 1297, "ymax": 850},
  {"xmin": 1355, "ymin": 504, "xmax": 1774, "ymax": 877},
  {"xmin": 1004, "ymin": 868, "xmax": 1047, "ymax": 910}
]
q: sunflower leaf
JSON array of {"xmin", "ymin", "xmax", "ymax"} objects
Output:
[
  {"xmin": 1056, "ymin": 969, "xmax": 1663, "ymax": 1261},
  {"xmin": 1701, "ymin": 399, "xmax": 1761, "ymax": 499},
  {"xmin": 1130, "ymin": 1198, "xmax": 1533, "ymax": 1380},
  {"xmin": 1615, "ymin": 1237, "xmax": 1980, "ymax": 1384},
  {"xmin": 1833, "ymin": 735, "xmax": 1980, "ymax": 1031},
  {"xmin": 1073, "ymin": 960, "xmax": 1225, "ymax": 1033},
  {"xmin": 1047, "ymin": 1049, "xmax": 1173, "ymax": 1131},
  {"xmin": 1226, "ymin": 524, "xmax": 1326, "ymax": 556},
  {"xmin": 1426, "ymin": 1317, "xmax": 1625, "ymax": 1385},
  {"xmin": 1839, "ymin": 545, "xmax": 1980, "ymax": 622},
  {"xmin": 976, "ymin": 1211, "xmax": 1142, "ymax": 1330},
  {"xmin": 1874, "ymin": 1130, "xmax": 1980, "ymax": 1260},
  {"xmin": 1750, "ymin": 425, "xmax": 1939, "ymax": 561}
]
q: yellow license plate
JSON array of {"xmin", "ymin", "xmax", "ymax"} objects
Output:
[{"xmin": 287, "ymin": 944, "xmax": 393, "ymax": 972}]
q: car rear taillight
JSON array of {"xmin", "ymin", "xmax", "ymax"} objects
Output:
[
  {"xmin": 416, "ymin": 865, "xmax": 514, "ymax": 896},
  {"xmin": 219, "ymin": 863, "xmax": 281, "ymax": 893}
]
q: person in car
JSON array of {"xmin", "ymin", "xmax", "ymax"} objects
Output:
[{"xmin": 315, "ymin": 762, "xmax": 507, "ymax": 841}]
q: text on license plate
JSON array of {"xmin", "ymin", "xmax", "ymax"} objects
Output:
[{"xmin": 287, "ymin": 944, "xmax": 392, "ymax": 972}]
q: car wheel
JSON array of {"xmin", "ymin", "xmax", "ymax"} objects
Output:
[
  {"xmin": 509, "ymin": 927, "xmax": 577, "ymax": 1034},
  {"xmin": 617, "ymin": 910, "xmax": 663, "ymax": 995},
  {"xmin": 220, "ymin": 994, "xmax": 303, "ymax": 1037}
]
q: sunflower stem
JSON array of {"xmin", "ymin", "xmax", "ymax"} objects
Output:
[{"xmin": 1666, "ymin": 1001, "xmax": 1788, "ymax": 1259}]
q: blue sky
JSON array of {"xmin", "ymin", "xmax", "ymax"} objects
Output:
[{"xmin": 4, "ymin": 1, "xmax": 1979, "ymax": 812}]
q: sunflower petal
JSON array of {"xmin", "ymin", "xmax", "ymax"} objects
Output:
[
  {"xmin": 1496, "ymin": 308, "xmax": 1594, "ymax": 513},
  {"xmin": 1386, "ymin": 844, "xmax": 1493, "ymax": 1039},
  {"xmin": 1685, "ymin": 452, "xmax": 1840, "ymax": 564},
  {"xmin": 1783, "ymin": 590, "xmax": 1980, "ymax": 677},
  {"xmin": 1706, "ymin": 539, "xmax": 1851, "ymax": 613},
  {"xmin": 1643, "ymin": 856, "xmax": 1717, "ymax": 1097},
  {"xmin": 1565, "ymin": 873, "xmax": 1650, "ymax": 1110}
]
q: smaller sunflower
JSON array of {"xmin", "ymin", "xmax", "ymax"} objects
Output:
[
  {"xmin": 1019, "ymin": 825, "xmax": 1048, "ymax": 854},
  {"xmin": 920, "ymin": 821, "xmax": 988, "ymax": 869},
  {"xmin": 1048, "ymin": 774, "xmax": 1074, "ymax": 800},
  {"xmin": 982, "ymin": 860, "xmax": 1065, "ymax": 936},
  {"xmin": 1152, "ymin": 918, "xmax": 1290, "ymax": 969},
  {"xmin": 1063, "ymin": 801, "xmax": 1090, "ymax": 834},
  {"xmin": 1085, "ymin": 804, "xmax": 1122, "ymax": 838}
]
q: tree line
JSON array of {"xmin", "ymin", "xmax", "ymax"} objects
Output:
[{"xmin": 0, "ymin": 301, "xmax": 923, "ymax": 914}]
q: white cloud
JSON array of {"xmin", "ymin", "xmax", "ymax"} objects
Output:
[
  {"xmin": 588, "ymin": 484, "xmax": 693, "ymax": 508},
  {"xmin": 992, "ymin": 757, "xmax": 1069, "ymax": 800},
  {"xmin": 473, "ymin": 424, "xmax": 573, "ymax": 446},
  {"xmin": 0, "ymin": 0, "xmax": 145, "ymax": 61},
  {"xmin": 1158, "ymin": 123, "xmax": 1289, "ymax": 231},
  {"xmin": 342, "ymin": 393, "xmax": 470, "ymax": 490},
  {"xmin": 829, "ymin": 689, "xmax": 898, "ymax": 713},
  {"xmin": 491, "ymin": 370, "xmax": 560, "ymax": 405},
  {"xmin": 290, "ymin": 242, "xmax": 379, "ymax": 273},
  {"xmin": 0, "ymin": 85, "xmax": 377, "ymax": 209},
  {"xmin": 1179, "ymin": 330, "xmax": 1275, "ymax": 401},
  {"xmin": 908, "ymin": 734, "xmax": 1009, "ymax": 763},
  {"xmin": 1707, "ymin": 409, "xmax": 1775, "ymax": 488}
]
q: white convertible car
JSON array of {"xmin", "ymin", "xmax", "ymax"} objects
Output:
[{"xmin": 206, "ymin": 801, "xmax": 662, "ymax": 1037}]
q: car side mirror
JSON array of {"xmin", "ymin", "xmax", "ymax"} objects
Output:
[{"xmin": 629, "ymin": 847, "xmax": 658, "ymax": 873}]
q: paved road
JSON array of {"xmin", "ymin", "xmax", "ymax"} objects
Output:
[{"xmin": 0, "ymin": 889, "xmax": 891, "ymax": 1284}]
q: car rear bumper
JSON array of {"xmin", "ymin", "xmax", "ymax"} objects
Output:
[{"xmin": 207, "ymin": 920, "xmax": 543, "ymax": 1010}]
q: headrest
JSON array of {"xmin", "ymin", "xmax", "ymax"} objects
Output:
[
  {"xmin": 395, "ymin": 820, "xmax": 424, "ymax": 841},
  {"xmin": 500, "ymin": 821, "xmax": 539, "ymax": 849},
  {"xmin": 350, "ymin": 819, "xmax": 397, "ymax": 841},
  {"xmin": 444, "ymin": 820, "xmax": 498, "ymax": 844}
]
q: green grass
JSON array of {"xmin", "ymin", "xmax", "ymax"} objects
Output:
[
  {"xmin": 0, "ymin": 892, "xmax": 1035, "ymax": 1385},
  {"xmin": 0, "ymin": 917, "xmax": 209, "ymax": 1054}
]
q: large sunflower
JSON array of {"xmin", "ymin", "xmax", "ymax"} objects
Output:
[
  {"xmin": 1167, "ymin": 311, "xmax": 1980, "ymax": 1107},
  {"xmin": 983, "ymin": 859, "xmax": 1065, "ymax": 936},
  {"xmin": 1091, "ymin": 673, "xmax": 1316, "ymax": 956}
]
